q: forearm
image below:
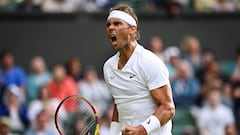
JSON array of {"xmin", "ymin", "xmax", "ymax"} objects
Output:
[{"xmin": 153, "ymin": 102, "xmax": 175, "ymax": 126}]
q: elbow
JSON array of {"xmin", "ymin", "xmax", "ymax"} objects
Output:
[{"xmin": 169, "ymin": 106, "xmax": 175, "ymax": 119}]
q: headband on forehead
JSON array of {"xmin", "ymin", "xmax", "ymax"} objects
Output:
[{"xmin": 107, "ymin": 10, "xmax": 137, "ymax": 26}]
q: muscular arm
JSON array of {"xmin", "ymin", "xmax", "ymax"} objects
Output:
[
  {"xmin": 151, "ymin": 84, "xmax": 175, "ymax": 126},
  {"xmin": 123, "ymin": 84, "xmax": 175, "ymax": 135}
]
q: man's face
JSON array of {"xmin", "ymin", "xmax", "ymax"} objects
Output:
[
  {"xmin": 2, "ymin": 53, "xmax": 14, "ymax": 68},
  {"xmin": 106, "ymin": 18, "xmax": 131, "ymax": 51}
]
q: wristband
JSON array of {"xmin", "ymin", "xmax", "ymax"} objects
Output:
[
  {"xmin": 109, "ymin": 121, "xmax": 121, "ymax": 135},
  {"xmin": 140, "ymin": 115, "xmax": 161, "ymax": 134}
]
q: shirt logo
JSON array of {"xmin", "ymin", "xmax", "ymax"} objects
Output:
[
  {"xmin": 129, "ymin": 74, "xmax": 136, "ymax": 79},
  {"xmin": 110, "ymin": 76, "xmax": 115, "ymax": 80},
  {"xmin": 147, "ymin": 118, "xmax": 151, "ymax": 124}
]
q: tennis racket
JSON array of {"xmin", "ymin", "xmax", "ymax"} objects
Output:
[{"xmin": 55, "ymin": 95, "xmax": 99, "ymax": 135}]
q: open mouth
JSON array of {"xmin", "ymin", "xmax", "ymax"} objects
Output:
[{"xmin": 110, "ymin": 35, "xmax": 117, "ymax": 43}]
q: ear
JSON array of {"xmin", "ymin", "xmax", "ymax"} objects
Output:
[{"xmin": 130, "ymin": 26, "xmax": 137, "ymax": 34}]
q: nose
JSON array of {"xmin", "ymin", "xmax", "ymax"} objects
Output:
[{"xmin": 107, "ymin": 23, "xmax": 115, "ymax": 31}]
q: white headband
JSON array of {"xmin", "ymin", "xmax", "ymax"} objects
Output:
[{"xmin": 107, "ymin": 10, "xmax": 137, "ymax": 26}]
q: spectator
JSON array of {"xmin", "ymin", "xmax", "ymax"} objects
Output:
[
  {"xmin": 16, "ymin": 0, "xmax": 41, "ymax": 12},
  {"xmin": 233, "ymin": 85, "xmax": 240, "ymax": 134},
  {"xmin": 0, "ymin": 69, "xmax": 3, "ymax": 104},
  {"xmin": 171, "ymin": 60, "xmax": 200, "ymax": 107},
  {"xmin": 0, "ymin": 84, "xmax": 29, "ymax": 133},
  {"xmin": 149, "ymin": 36, "xmax": 165, "ymax": 61},
  {"xmin": 27, "ymin": 56, "xmax": 51, "ymax": 102},
  {"xmin": 197, "ymin": 87, "xmax": 235, "ymax": 135},
  {"xmin": 25, "ymin": 110, "xmax": 57, "ymax": 135},
  {"xmin": 80, "ymin": 0, "xmax": 101, "ymax": 13},
  {"xmin": 48, "ymin": 64, "xmax": 78, "ymax": 112},
  {"xmin": 78, "ymin": 65, "xmax": 111, "ymax": 118},
  {"xmin": 231, "ymin": 52, "xmax": 240, "ymax": 86},
  {"xmin": 195, "ymin": 49, "xmax": 216, "ymax": 85},
  {"xmin": 42, "ymin": 0, "xmax": 77, "ymax": 13},
  {"xmin": 203, "ymin": 60, "xmax": 229, "ymax": 84},
  {"xmin": 181, "ymin": 35, "xmax": 203, "ymax": 73},
  {"xmin": 0, "ymin": 50, "xmax": 27, "ymax": 103},
  {"xmin": 225, "ymin": 124, "xmax": 238, "ymax": 135},
  {"xmin": 222, "ymin": 83, "xmax": 234, "ymax": 109},
  {"xmin": 0, "ymin": 116, "xmax": 14, "ymax": 135},
  {"xmin": 194, "ymin": 0, "xmax": 216, "ymax": 12},
  {"xmin": 28, "ymin": 85, "xmax": 63, "ymax": 134},
  {"xmin": 164, "ymin": 46, "xmax": 181, "ymax": 80},
  {"xmin": 212, "ymin": 0, "xmax": 236, "ymax": 12},
  {"xmin": 0, "ymin": 0, "xmax": 19, "ymax": 11},
  {"xmin": 66, "ymin": 56, "xmax": 83, "ymax": 82}
]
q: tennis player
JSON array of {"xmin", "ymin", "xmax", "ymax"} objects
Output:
[{"xmin": 103, "ymin": 4, "xmax": 175, "ymax": 135}]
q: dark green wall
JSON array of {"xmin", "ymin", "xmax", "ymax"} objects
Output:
[{"xmin": 0, "ymin": 13, "xmax": 240, "ymax": 76}]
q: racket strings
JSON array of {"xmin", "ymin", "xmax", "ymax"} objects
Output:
[{"xmin": 56, "ymin": 97, "xmax": 97, "ymax": 135}]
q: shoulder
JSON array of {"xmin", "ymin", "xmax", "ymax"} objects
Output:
[
  {"xmin": 103, "ymin": 53, "xmax": 118, "ymax": 70},
  {"xmin": 137, "ymin": 44, "xmax": 165, "ymax": 66},
  {"xmin": 137, "ymin": 44, "xmax": 168, "ymax": 72}
]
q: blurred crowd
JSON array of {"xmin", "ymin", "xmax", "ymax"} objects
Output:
[
  {"xmin": 0, "ymin": 34, "xmax": 239, "ymax": 135},
  {"xmin": 149, "ymin": 35, "xmax": 240, "ymax": 135},
  {"xmin": 0, "ymin": 0, "xmax": 240, "ymax": 13}
]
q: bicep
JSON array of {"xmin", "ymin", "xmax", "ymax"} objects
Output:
[{"xmin": 150, "ymin": 84, "xmax": 174, "ymax": 106}]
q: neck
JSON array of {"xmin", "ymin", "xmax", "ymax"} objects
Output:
[{"xmin": 118, "ymin": 41, "xmax": 137, "ymax": 69}]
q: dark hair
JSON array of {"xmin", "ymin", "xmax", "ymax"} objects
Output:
[
  {"xmin": 109, "ymin": 4, "xmax": 140, "ymax": 40},
  {"xmin": 0, "ymin": 49, "xmax": 13, "ymax": 61}
]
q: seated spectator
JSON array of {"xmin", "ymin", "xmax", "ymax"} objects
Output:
[
  {"xmin": 149, "ymin": 36, "xmax": 165, "ymax": 61},
  {"xmin": 0, "ymin": 0, "xmax": 19, "ymax": 11},
  {"xmin": 212, "ymin": 0, "xmax": 236, "ymax": 12},
  {"xmin": 25, "ymin": 110, "xmax": 57, "ymax": 135},
  {"xmin": 48, "ymin": 64, "xmax": 78, "ymax": 112},
  {"xmin": 80, "ymin": 0, "xmax": 101, "ymax": 13},
  {"xmin": 0, "ymin": 116, "xmax": 14, "ymax": 135},
  {"xmin": 171, "ymin": 60, "xmax": 200, "ymax": 107},
  {"xmin": 0, "ymin": 50, "xmax": 27, "ymax": 103},
  {"xmin": 0, "ymin": 84, "xmax": 29, "ymax": 133},
  {"xmin": 204, "ymin": 60, "xmax": 229, "ymax": 84},
  {"xmin": 181, "ymin": 35, "xmax": 203, "ymax": 73},
  {"xmin": 42, "ymin": 0, "xmax": 77, "ymax": 13},
  {"xmin": 222, "ymin": 83, "xmax": 234, "ymax": 109},
  {"xmin": 27, "ymin": 56, "xmax": 51, "ymax": 102},
  {"xmin": 195, "ymin": 49, "xmax": 216, "ymax": 85},
  {"xmin": 66, "ymin": 56, "xmax": 83, "ymax": 82},
  {"xmin": 233, "ymin": 85, "xmax": 240, "ymax": 134},
  {"xmin": 16, "ymin": 0, "xmax": 41, "ymax": 12},
  {"xmin": 194, "ymin": 0, "xmax": 216, "ymax": 12},
  {"xmin": 197, "ymin": 87, "xmax": 235, "ymax": 135},
  {"xmin": 78, "ymin": 65, "xmax": 111, "ymax": 118},
  {"xmin": 28, "ymin": 84, "xmax": 63, "ymax": 134},
  {"xmin": 231, "ymin": 52, "xmax": 240, "ymax": 86},
  {"xmin": 164, "ymin": 46, "xmax": 181, "ymax": 80},
  {"xmin": 0, "ymin": 69, "xmax": 4, "ymax": 104}
]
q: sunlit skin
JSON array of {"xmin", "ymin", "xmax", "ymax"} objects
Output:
[{"xmin": 106, "ymin": 18, "xmax": 137, "ymax": 69}]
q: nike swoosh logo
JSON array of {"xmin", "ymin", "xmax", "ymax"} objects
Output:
[
  {"xmin": 129, "ymin": 74, "xmax": 136, "ymax": 78},
  {"xmin": 147, "ymin": 118, "xmax": 151, "ymax": 124}
]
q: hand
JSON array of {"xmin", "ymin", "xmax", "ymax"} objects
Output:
[{"xmin": 122, "ymin": 125, "xmax": 147, "ymax": 135}]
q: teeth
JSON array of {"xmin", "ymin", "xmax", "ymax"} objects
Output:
[{"xmin": 110, "ymin": 35, "xmax": 117, "ymax": 42}]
